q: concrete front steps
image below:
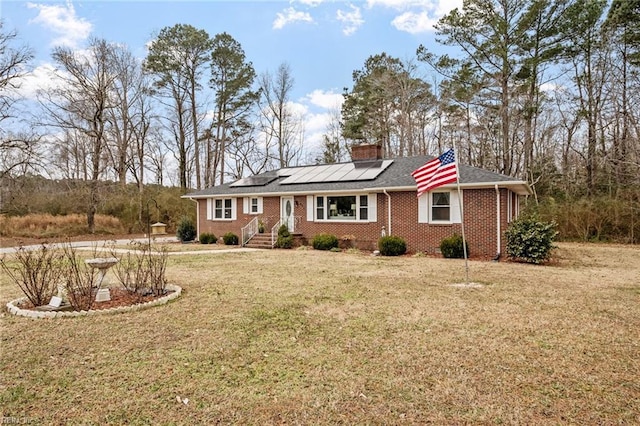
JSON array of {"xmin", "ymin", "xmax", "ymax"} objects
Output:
[
  {"xmin": 244, "ymin": 233, "xmax": 275, "ymax": 249},
  {"xmin": 244, "ymin": 233, "xmax": 305, "ymax": 249}
]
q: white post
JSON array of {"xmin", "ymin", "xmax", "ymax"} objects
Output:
[{"xmin": 452, "ymin": 144, "xmax": 469, "ymax": 284}]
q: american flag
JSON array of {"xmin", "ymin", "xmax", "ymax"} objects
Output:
[{"xmin": 411, "ymin": 149, "xmax": 458, "ymax": 197}]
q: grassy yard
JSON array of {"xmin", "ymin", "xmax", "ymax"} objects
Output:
[{"xmin": 1, "ymin": 243, "xmax": 639, "ymax": 424}]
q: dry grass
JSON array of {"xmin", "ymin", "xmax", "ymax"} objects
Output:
[
  {"xmin": 108, "ymin": 242, "xmax": 244, "ymax": 253},
  {"xmin": 1, "ymin": 242, "xmax": 639, "ymax": 424},
  {"xmin": 0, "ymin": 214, "xmax": 125, "ymax": 238}
]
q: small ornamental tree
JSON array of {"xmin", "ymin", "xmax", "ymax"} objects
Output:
[{"xmin": 505, "ymin": 216, "xmax": 558, "ymax": 264}]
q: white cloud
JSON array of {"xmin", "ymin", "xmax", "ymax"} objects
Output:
[
  {"xmin": 336, "ymin": 5, "xmax": 364, "ymax": 36},
  {"xmin": 391, "ymin": 11, "xmax": 438, "ymax": 34},
  {"xmin": 27, "ymin": 1, "xmax": 92, "ymax": 48},
  {"xmin": 365, "ymin": 0, "xmax": 459, "ymax": 11},
  {"xmin": 273, "ymin": 7, "xmax": 314, "ymax": 30},
  {"xmin": 540, "ymin": 82, "xmax": 564, "ymax": 93},
  {"xmin": 296, "ymin": 0, "xmax": 324, "ymax": 6},
  {"xmin": 15, "ymin": 63, "xmax": 60, "ymax": 100},
  {"xmin": 365, "ymin": 0, "xmax": 462, "ymax": 33},
  {"xmin": 303, "ymin": 89, "xmax": 344, "ymax": 110}
]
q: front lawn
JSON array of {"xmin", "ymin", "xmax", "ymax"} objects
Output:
[{"xmin": 1, "ymin": 243, "xmax": 638, "ymax": 424}]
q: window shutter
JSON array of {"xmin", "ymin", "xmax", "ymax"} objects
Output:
[
  {"xmin": 257, "ymin": 197, "xmax": 264, "ymax": 214},
  {"xmin": 418, "ymin": 193, "xmax": 428, "ymax": 223},
  {"xmin": 306, "ymin": 196, "xmax": 314, "ymax": 221},
  {"xmin": 451, "ymin": 190, "xmax": 462, "ymax": 223},
  {"xmin": 231, "ymin": 198, "xmax": 237, "ymax": 220},
  {"xmin": 206, "ymin": 199, "xmax": 212, "ymax": 220},
  {"xmin": 368, "ymin": 193, "xmax": 377, "ymax": 222},
  {"xmin": 243, "ymin": 197, "xmax": 249, "ymax": 214}
]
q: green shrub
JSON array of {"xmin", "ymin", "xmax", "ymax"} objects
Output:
[
  {"xmin": 199, "ymin": 233, "xmax": 216, "ymax": 244},
  {"xmin": 505, "ymin": 216, "xmax": 558, "ymax": 264},
  {"xmin": 378, "ymin": 235, "xmax": 407, "ymax": 256},
  {"xmin": 276, "ymin": 224, "xmax": 293, "ymax": 249},
  {"xmin": 222, "ymin": 232, "xmax": 239, "ymax": 245},
  {"xmin": 277, "ymin": 224, "xmax": 290, "ymax": 237},
  {"xmin": 176, "ymin": 217, "xmax": 196, "ymax": 242},
  {"xmin": 440, "ymin": 234, "xmax": 469, "ymax": 259},
  {"xmin": 312, "ymin": 233, "xmax": 339, "ymax": 250}
]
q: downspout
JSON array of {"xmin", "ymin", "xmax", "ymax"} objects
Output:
[
  {"xmin": 495, "ymin": 185, "xmax": 501, "ymax": 259},
  {"xmin": 383, "ymin": 189, "xmax": 392, "ymax": 236}
]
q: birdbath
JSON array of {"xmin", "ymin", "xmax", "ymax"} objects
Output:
[{"xmin": 85, "ymin": 257, "xmax": 119, "ymax": 302}]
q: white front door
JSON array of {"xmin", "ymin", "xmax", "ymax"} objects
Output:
[{"xmin": 280, "ymin": 196, "xmax": 295, "ymax": 232}]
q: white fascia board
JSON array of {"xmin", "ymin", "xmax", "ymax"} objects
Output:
[
  {"xmin": 183, "ymin": 180, "xmax": 532, "ymax": 199},
  {"xmin": 365, "ymin": 181, "xmax": 532, "ymax": 195}
]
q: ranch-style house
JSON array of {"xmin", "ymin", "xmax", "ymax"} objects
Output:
[{"xmin": 183, "ymin": 144, "xmax": 531, "ymax": 259}]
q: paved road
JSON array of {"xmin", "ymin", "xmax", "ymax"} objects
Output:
[{"xmin": 0, "ymin": 237, "xmax": 259, "ymax": 255}]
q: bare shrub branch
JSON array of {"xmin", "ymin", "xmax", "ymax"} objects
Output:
[{"xmin": 0, "ymin": 245, "xmax": 63, "ymax": 306}]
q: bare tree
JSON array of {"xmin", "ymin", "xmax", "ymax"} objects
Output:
[
  {"xmin": 38, "ymin": 38, "xmax": 118, "ymax": 233},
  {"xmin": 258, "ymin": 63, "xmax": 303, "ymax": 168},
  {"xmin": 0, "ymin": 21, "xmax": 37, "ymax": 178}
]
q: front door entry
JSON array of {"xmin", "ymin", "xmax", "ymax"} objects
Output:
[{"xmin": 280, "ymin": 196, "xmax": 295, "ymax": 232}]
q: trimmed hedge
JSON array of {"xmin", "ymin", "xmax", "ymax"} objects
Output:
[
  {"xmin": 505, "ymin": 216, "xmax": 558, "ymax": 264},
  {"xmin": 312, "ymin": 233, "xmax": 339, "ymax": 251},
  {"xmin": 222, "ymin": 232, "xmax": 239, "ymax": 246},
  {"xmin": 440, "ymin": 234, "xmax": 469, "ymax": 259},
  {"xmin": 199, "ymin": 233, "xmax": 216, "ymax": 244},
  {"xmin": 378, "ymin": 235, "xmax": 407, "ymax": 256}
]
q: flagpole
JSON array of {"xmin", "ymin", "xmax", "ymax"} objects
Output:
[{"xmin": 452, "ymin": 142, "xmax": 469, "ymax": 284}]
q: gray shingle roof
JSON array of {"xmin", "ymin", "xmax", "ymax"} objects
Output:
[{"xmin": 184, "ymin": 155, "xmax": 531, "ymax": 198}]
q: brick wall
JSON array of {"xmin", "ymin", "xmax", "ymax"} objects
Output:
[
  {"xmin": 351, "ymin": 144, "xmax": 383, "ymax": 161},
  {"xmin": 196, "ymin": 188, "xmax": 513, "ymax": 258}
]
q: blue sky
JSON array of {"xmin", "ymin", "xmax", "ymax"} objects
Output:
[{"xmin": 3, "ymin": 0, "xmax": 461, "ymax": 155}]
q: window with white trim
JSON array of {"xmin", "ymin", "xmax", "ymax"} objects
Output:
[
  {"xmin": 418, "ymin": 190, "xmax": 461, "ymax": 224},
  {"xmin": 207, "ymin": 197, "xmax": 237, "ymax": 221},
  {"xmin": 215, "ymin": 199, "xmax": 232, "ymax": 219},
  {"xmin": 242, "ymin": 197, "xmax": 263, "ymax": 215},
  {"xmin": 431, "ymin": 192, "xmax": 450, "ymax": 221},
  {"xmin": 314, "ymin": 195, "xmax": 371, "ymax": 221}
]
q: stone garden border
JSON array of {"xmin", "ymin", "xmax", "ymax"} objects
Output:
[{"xmin": 5, "ymin": 284, "xmax": 182, "ymax": 319}]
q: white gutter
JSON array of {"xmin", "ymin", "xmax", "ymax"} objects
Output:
[
  {"xmin": 495, "ymin": 185, "xmax": 501, "ymax": 257},
  {"xmin": 366, "ymin": 181, "xmax": 532, "ymax": 196},
  {"xmin": 180, "ymin": 181, "xmax": 533, "ymax": 200},
  {"xmin": 383, "ymin": 189, "xmax": 392, "ymax": 236}
]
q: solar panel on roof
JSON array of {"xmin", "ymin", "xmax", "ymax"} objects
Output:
[
  {"xmin": 354, "ymin": 160, "xmax": 383, "ymax": 169},
  {"xmin": 229, "ymin": 175, "xmax": 277, "ymax": 187},
  {"xmin": 279, "ymin": 159, "xmax": 393, "ymax": 185}
]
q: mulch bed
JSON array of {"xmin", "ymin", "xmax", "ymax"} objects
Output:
[{"xmin": 18, "ymin": 287, "xmax": 173, "ymax": 311}]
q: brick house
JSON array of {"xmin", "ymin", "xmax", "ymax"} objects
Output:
[{"xmin": 183, "ymin": 145, "xmax": 531, "ymax": 259}]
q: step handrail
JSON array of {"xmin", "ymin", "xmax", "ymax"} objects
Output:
[
  {"xmin": 241, "ymin": 217, "xmax": 259, "ymax": 247},
  {"xmin": 271, "ymin": 220, "xmax": 281, "ymax": 247}
]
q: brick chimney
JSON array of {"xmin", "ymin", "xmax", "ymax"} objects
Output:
[{"xmin": 351, "ymin": 144, "xmax": 383, "ymax": 161}]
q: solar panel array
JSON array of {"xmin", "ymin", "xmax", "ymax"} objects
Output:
[
  {"xmin": 229, "ymin": 175, "xmax": 278, "ymax": 187},
  {"xmin": 279, "ymin": 160, "xmax": 393, "ymax": 185}
]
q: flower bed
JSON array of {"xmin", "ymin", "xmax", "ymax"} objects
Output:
[{"xmin": 6, "ymin": 284, "xmax": 182, "ymax": 318}]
